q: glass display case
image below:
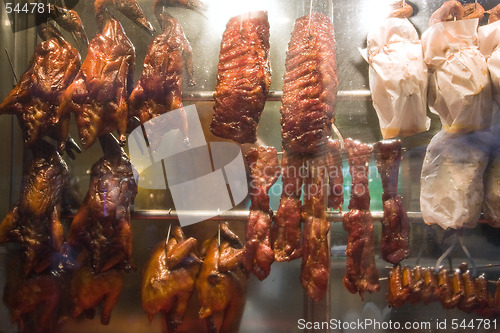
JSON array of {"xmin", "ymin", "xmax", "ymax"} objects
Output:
[{"xmin": 1, "ymin": 0, "xmax": 500, "ymax": 332}]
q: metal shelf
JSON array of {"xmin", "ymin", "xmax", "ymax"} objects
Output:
[{"xmin": 182, "ymin": 89, "xmax": 371, "ymax": 102}]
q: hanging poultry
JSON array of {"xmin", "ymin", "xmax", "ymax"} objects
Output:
[
  {"xmin": 0, "ymin": 5, "xmax": 87, "ymax": 153},
  {"xmin": 141, "ymin": 226, "xmax": 202, "ymax": 332},
  {"xmin": 3, "ymin": 253, "xmax": 63, "ymax": 333},
  {"xmin": 65, "ymin": 133, "xmax": 137, "ymax": 273},
  {"xmin": 129, "ymin": 0, "xmax": 205, "ymax": 140},
  {"xmin": 60, "ymin": 0, "xmax": 154, "ymax": 149},
  {"xmin": 197, "ymin": 223, "xmax": 248, "ymax": 333},
  {"xmin": 0, "ymin": 140, "xmax": 69, "ymax": 276}
]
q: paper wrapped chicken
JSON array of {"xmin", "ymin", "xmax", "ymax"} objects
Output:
[
  {"xmin": 363, "ymin": 2, "xmax": 430, "ymax": 139},
  {"xmin": 420, "ymin": 130, "xmax": 490, "ymax": 230},
  {"xmin": 479, "ymin": 5, "xmax": 500, "ymax": 107},
  {"xmin": 422, "ymin": 11, "xmax": 492, "ymax": 134}
]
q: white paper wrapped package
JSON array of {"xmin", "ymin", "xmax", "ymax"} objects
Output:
[
  {"xmin": 479, "ymin": 20, "xmax": 500, "ymax": 107},
  {"xmin": 422, "ymin": 19, "xmax": 492, "ymax": 134},
  {"xmin": 365, "ymin": 17, "xmax": 430, "ymax": 139},
  {"xmin": 420, "ymin": 130, "xmax": 490, "ymax": 230}
]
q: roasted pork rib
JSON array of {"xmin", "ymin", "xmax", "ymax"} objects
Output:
[
  {"xmin": 343, "ymin": 139, "xmax": 380, "ymax": 299},
  {"xmin": 281, "ymin": 12, "xmax": 337, "ymax": 155},
  {"xmin": 210, "ymin": 11, "xmax": 271, "ymax": 144},
  {"xmin": 141, "ymin": 226, "xmax": 201, "ymax": 332},
  {"xmin": 243, "ymin": 147, "xmax": 280, "ymax": 280},
  {"xmin": 0, "ymin": 141, "xmax": 69, "ymax": 276},
  {"xmin": 374, "ymin": 140, "xmax": 409, "ymax": 264}
]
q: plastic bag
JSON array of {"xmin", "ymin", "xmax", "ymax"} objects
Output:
[
  {"xmin": 363, "ymin": 18, "xmax": 430, "ymax": 139},
  {"xmin": 420, "ymin": 130, "xmax": 490, "ymax": 229},
  {"xmin": 422, "ymin": 19, "xmax": 492, "ymax": 133}
]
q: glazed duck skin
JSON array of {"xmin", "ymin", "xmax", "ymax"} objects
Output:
[
  {"xmin": 141, "ymin": 227, "xmax": 201, "ymax": 331},
  {"xmin": 0, "ymin": 141, "xmax": 69, "ymax": 276},
  {"xmin": 66, "ymin": 134, "xmax": 138, "ymax": 273}
]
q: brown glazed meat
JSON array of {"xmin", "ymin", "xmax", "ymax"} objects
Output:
[
  {"xmin": 429, "ymin": 1, "xmax": 464, "ymax": 25},
  {"xmin": 463, "ymin": 3, "xmax": 485, "ymax": 20},
  {"xmin": 243, "ymin": 147, "xmax": 280, "ymax": 280},
  {"xmin": 66, "ymin": 134, "xmax": 137, "ymax": 274},
  {"xmin": 488, "ymin": 4, "xmax": 500, "ymax": 24},
  {"xmin": 60, "ymin": 0, "xmax": 154, "ymax": 149},
  {"xmin": 141, "ymin": 227, "xmax": 201, "ymax": 332},
  {"xmin": 343, "ymin": 139, "xmax": 380, "ymax": 299},
  {"xmin": 271, "ymin": 151, "xmax": 303, "ymax": 262},
  {"xmin": 0, "ymin": 141, "xmax": 69, "ymax": 276},
  {"xmin": 3, "ymin": 255, "xmax": 62, "ymax": 333},
  {"xmin": 386, "ymin": 265, "xmax": 410, "ymax": 308},
  {"xmin": 388, "ymin": 1, "xmax": 413, "ymax": 19},
  {"xmin": 0, "ymin": 6, "xmax": 86, "ymax": 151},
  {"xmin": 301, "ymin": 153, "xmax": 330, "ymax": 302},
  {"xmin": 210, "ymin": 11, "xmax": 271, "ymax": 144},
  {"xmin": 70, "ymin": 252, "xmax": 125, "ymax": 325},
  {"xmin": 281, "ymin": 12, "xmax": 337, "ymax": 155},
  {"xmin": 197, "ymin": 223, "xmax": 247, "ymax": 333},
  {"xmin": 374, "ymin": 140, "xmax": 409, "ymax": 264},
  {"xmin": 327, "ymin": 139, "xmax": 343, "ymax": 210},
  {"xmin": 129, "ymin": 0, "xmax": 200, "ymax": 136}
]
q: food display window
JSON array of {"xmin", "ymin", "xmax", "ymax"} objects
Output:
[{"xmin": 1, "ymin": 0, "xmax": 500, "ymax": 332}]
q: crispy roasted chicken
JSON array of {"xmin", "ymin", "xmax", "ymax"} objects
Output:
[
  {"xmin": 197, "ymin": 223, "xmax": 247, "ymax": 333},
  {"xmin": 141, "ymin": 226, "xmax": 202, "ymax": 332},
  {"xmin": 60, "ymin": 0, "xmax": 154, "ymax": 149}
]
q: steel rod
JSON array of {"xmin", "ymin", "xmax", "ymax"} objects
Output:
[{"xmin": 182, "ymin": 89, "xmax": 372, "ymax": 102}]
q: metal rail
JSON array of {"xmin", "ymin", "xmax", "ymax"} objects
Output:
[{"xmin": 182, "ymin": 89, "xmax": 372, "ymax": 102}]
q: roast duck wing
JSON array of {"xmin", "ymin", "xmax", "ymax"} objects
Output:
[
  {"xmin": 66, "ymin": 134, "xmax": 137, "ymax": 273},
  {"xmin": 0, "ymin": 6, "xmax": 87, "ymax": 152},
  {"xmin": 141, "ymin": 226, "xmax": 201, "ymax": 332},
  {"xmin": 374, "ymin": 140, "xmax": 409, "ymax": 264},
  {"xmin": 197, "ymin": 223, "xmax": 247, "ymax": 333},
  {"xmin": 60, "ymin": 0, "xmax": 154, "ymax": 149},
  {"xmin": 0, "ymin": 140, "xmax": 69, "ymax": 276},
  {"xmin": 129, "ymin": 0, "xmax": 204, "ymax": 137},
  {"xmin": 210, "ymin": 11, "xmax": 271, "ymax": 144},
  {"xmin": 242, "ymin": 146, "xmax": 280, "ymax": 280}
]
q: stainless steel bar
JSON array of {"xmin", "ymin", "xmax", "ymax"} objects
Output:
[{"xmin": 182, "ymin": 89, "xmax": 372, "ymax": 102}]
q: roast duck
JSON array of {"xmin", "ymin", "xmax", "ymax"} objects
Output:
[
  {"xmin": 141, "ymin": 226, "xmax": 201, "ymax": 332},
  {"xmin": 129, "ymin": 0, "xmax": 205, "ymax": 143},
  {"xmin": 64, "ymin": 133, "xmax": 138, "ymax": 324},
  {"xmin": 60, "ymin": 0, "xmax": 154, "ymax": 149},
  {"xmin": 197, "ymin": 222, "xmax": 247, "ymax": 333},
  {"xmin": 0, "ymin": 5, "xmax": 87, "ymax": 154}
]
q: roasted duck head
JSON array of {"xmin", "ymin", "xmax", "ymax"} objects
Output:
[
  {"xmin": 0, "ymin": 6, "xmax": 86, "ymax": 152},
  {"xmin": 66, "ymin": 134, "xmax": 138, "ymax": 273},
  {"xmin": 429, "ymin": 1, "xmax": 464, "ymax": 25},
  {"xmin": 154, "ymin": 0, "xmax": 207, "ymax": 18},
  {"xmin": 488, "ymin": 4, "xmax": 500, "ymax": 24},
  {"xmin": 197, "ymin": 223, "xmax": 247, "ymax": 333},
  {"xmin": 3, "ymin": 255, "xmax": 63, "ymax": 333},
  {"xmin": 0, "ymin": 141, "xmax": 69, "ymax": 276},
  {"xmin": 141, "ymin": 226, "xmax": 202, "ymax": 332},
  {"xmin": 95, "ymin": 0, "xmax": 155, "ymax": 34}
]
